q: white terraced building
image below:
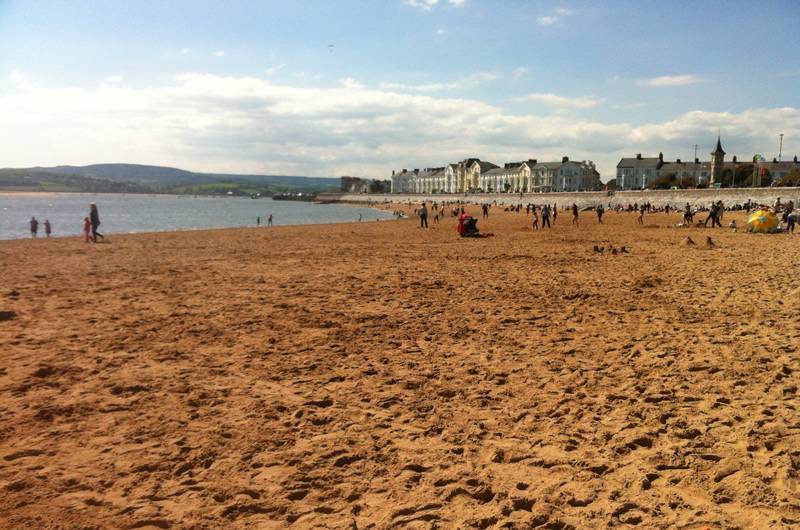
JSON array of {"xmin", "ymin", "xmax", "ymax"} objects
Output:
[{"xmin": 391, "ymin": 157, "xmax": 600, "ymax": 193}]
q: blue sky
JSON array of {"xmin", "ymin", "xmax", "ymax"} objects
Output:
[{"xmin": 1, "ymin": 0, "xmax": 798, "ymax": 179}]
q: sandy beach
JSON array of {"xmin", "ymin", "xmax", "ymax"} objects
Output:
[{"xmin": 1, "ymin": 207, "xmax": 799, "ymax": 529}]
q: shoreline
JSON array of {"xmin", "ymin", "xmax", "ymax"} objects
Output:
[{"xmin": 0, "ymin": 215, "xmax": 399, "ymax": 243}]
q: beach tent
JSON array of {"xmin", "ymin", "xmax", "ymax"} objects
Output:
[{"xmin": 747, "ymin": 210, "xmax": 778, "ymax": 233}]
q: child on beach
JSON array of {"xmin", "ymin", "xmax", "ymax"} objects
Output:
[
  {"xmin": 532, "ymin": 207, "xmax": 539, "ymax": 230},
  {"xmin": 83, "ymin": 217, "xmax": 91, "ymax": 243}
]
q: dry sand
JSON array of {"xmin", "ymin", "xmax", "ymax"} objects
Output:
[{"xmin": 1, "ymin": 207, "xmax": 799, "ymax": 529}]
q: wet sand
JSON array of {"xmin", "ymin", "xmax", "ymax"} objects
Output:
[{"xmin": 1, "ymin": 208, "xmax": 799, "ymax": 529}]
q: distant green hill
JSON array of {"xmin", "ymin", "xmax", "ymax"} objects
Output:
[{"xmin": 0, "ymin": 164, "xmax": 340, "ymax": 195}]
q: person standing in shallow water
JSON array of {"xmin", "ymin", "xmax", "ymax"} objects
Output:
[
  {"xmin": 267, "ymin": 214, "xmax": 273, "ymax": 226},
  {"xmin": 30, "ymin": 217, "xmax": 39, "ymax": 238},
  {"xmin": 89, "ymin": 203, "xmax": 104, "ymax": 242},
  {"xmin": 44, "ymin": 219, "xmax": 52, "ymax": 237}
]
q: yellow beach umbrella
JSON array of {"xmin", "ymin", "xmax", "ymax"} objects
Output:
[{"xmin": 747, "ymin": 210, "xmax": 778, "ymax": 233}]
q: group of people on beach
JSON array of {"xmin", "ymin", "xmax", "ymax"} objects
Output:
[
  {"xmin": 28, "ymin": 203, "xmax": 104, "ymax": 242},
  {"xmin": 256, "ymin": 214, "xmax": 274, "ymax": 227},
  {"xmin": 408, "ymin": 196, "xmax": 799, "ymax": 235},
  {"xmin": 28, "ymin": 217, "xmax": 51, "ymax": 238}
]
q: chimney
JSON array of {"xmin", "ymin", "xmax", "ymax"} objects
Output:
[
  {"xmin": 402, "ymin": 169, "xmax": 407, "ymax": 173},
  {"xmin": 392, "ymin": 170, "xmax": 395, "ymax": 176},
  {"xmin": 562, "ymin": 156, "xmax": 569, "ymax": 163},
  {"xmin": 676, "ymin": 158, "xmax": 681, "ymax": 163},
  {"xmin": 773, "ymin": 158, "xmax": 777, "ymax": 163},
  {"xmin": 694, "ymin": 158, "xmax": 699, "ymax": 164},
  {"xmin": 636, "ymin": 153, "xmax": 642, "ymax": 160},
  {"xmin": 528, "ymin": 159, "xmax": 537, "ymax": 165},
  {"xmin": 658, "ymin": 152, "xmax": 663, "ymax": 162},
  {"xmin": 732, "ymin": 155, "xmax": 737, "ymax": 163}
]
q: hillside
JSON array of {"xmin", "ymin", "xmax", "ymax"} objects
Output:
[{"xmin": 0, "ymin": 164, "xmax": 340, "ymax": 195}]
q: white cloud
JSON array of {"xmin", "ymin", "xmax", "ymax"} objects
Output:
[
  {"xmin": 404, "ymin": 0, "xmax": 438, "ymax": 10},
  {"xmin": 536, "ymin": 16, "xmax": 558, "ymax": 26},
  {"xmin": 516, "ymin": 92, "xmax": 600, "ymax": 109},
  {"xmin": 378, "ymin": 72, "xmax": 497, "ymax": 93},
  {"xmin": 0, "ymin": 74, "xmax": 796, "ymax": 179},
  {"xmin": 436, "ymin": 28, "xmax": 446, "ymax": 35},
  {"xmin": 265, "ymin": 64, "xmax": 285, "ymax": 75},
  {"xmin": 380, "ymin": 81, "xmax": 461, "ymax": 92},
  {"xmin": 213, "ymin": 50, "xmax": 225, "ymax": 57},
  {"xmin": 9, "ymin": 70, "xmax": 34, "ymax": 89},
  {"xmin": 536, "ymin": 7, "xmax": 576, "ymax": 26},
  {"xmin": 404, "ymin": 0, "xmax": 463, "ymax": 10},
  {"xmin": 104, "ymin": 75, "xmax": 124, "ymax": 83},
  {"xmin": 637, "ymin": 74, "xmax": 702, "ymax": 87},
  {"xmin": 512, "ymin": 67, "xmax": 530, "ymax": 80},
  {"xmin": 475, "ymin": 72, "xmax": 500, "ymax": 81},
  {"xmin": 180, "ymin": 47, "xmax": 191, "ymax": 55}
]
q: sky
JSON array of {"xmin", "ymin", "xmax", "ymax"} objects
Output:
[{"xmin": 1, "ymin": 0, "xmax": 799, "ymax": 180}]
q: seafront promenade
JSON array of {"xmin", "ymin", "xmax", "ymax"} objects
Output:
[{"xmin": 321, "ymin": 187, "xmax": 800, "ymax": 209}]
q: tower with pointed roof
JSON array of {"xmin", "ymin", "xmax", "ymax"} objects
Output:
[{"xmin": 710, "ymin": 135, "xmax": 726, "ymax": 185}]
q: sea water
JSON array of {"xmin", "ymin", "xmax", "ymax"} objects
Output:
[{"xmin": 0, "ymin": 193, "xmax": 394, "ymax": 240}]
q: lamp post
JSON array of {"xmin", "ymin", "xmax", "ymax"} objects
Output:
[{"xmin": 779, "ymin": 133, "xmax": 784, "ymax": 162}]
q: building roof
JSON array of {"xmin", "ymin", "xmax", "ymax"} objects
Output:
[
  {"xmin": 617, "ymin": 157, "xmax": 663, "ymax": 169},
  {"xmin": 470, "ymin": 160, "xmax": 499, "ymax": 172},
  {"xmin": 660, "ymin": 161, "xmax": 710, "ymax": 173},
  {"xmin": 482, "ymin": 167, "xmax": 517, "ymax": 176},
  {"xmin": 534, "ymin": 161, "xmax": 566, "ymax": 170},
  {"xmin": 712, "ymin": 136, "xmax": 726, "ymax": 156}
]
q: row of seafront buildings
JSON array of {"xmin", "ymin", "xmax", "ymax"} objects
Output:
[
  {"xmin": 381, "ymin": 137, "xmax": 798, "ymax": 194},
  {"xmin": 616, "ymin": 136, "xmax": 799, "ymax": 189},
  {"xmin": 391, "ymin": 157, "xmax": 601, "ymax": 194}
]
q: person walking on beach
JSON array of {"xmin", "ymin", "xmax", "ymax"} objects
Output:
[
  {"xmin": 482, "ymin": 203, "xmax": 489, "ymax": 219},
  {"xmin": 419, "ymin": 203, "xmax": 428, "ymax": 228},
  {"xmin": 257, "ymin": 216, "xmax": 261, "ymax": 226},
  {"xmin": 531, "ymin": 206, "xmax": 539, "ymax": 230},
  {"xmin": 637, "ymin": 204, "xmax": 645, "ymax": 225},
  {"xmin": 704, "ymin": 202, "xmax": 720, "ymax": 228},
  {"xmin": 552, "ymin": 204, "xmax": 558, "ymax": 225},
  {"xmin": 571, "ymin": 203, "xmax": 579, "ymax": 226},
  {"xmin": 83, "ymin": 217, "xmax": 91, "ymax": 242},
  {"xmin": 89, "ymin": 203, "xmax": 104, "ymax": 242},
  {"xmin": 44, "ymin": 219, "xmax": 51, "ymax": 237},
  {"xmin": 541, "ymin": 204, "xmax": 551, "ymax": 228},
  {"xmin": 30, "ymin": 217, "xmax": 39, "ymax": 238},
  {"xmin": 267, "ymin": 214, "xmax": 273, "ymax": 226},
  {"xmin": 596, "ymin": 205, "xmax": 605, "ymax": 224}
]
